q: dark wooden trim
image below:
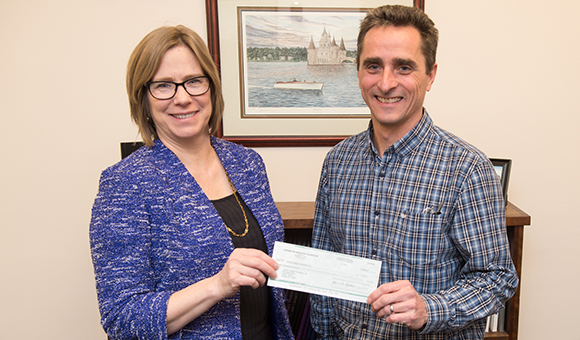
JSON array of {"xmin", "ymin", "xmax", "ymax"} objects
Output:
[
  {"xmin": 205, "ymin": 0, "xmax": 221, "ymax": 73},
  {"xmin": 217, "ymin": 135, "xmax": 349, "ymax": 148},
  {"xmin": 414, "ymin": 0, "xmax": 425, "ymax": 11},
  {"xmin": 506, "ymin": 203, "xmax": 531, "ymax": 226},
  {"xmin": 506, "ymin": 225, "xmax": 524, "ymax": 340}
]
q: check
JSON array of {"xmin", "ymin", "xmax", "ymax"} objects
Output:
[{"xmin": 267, "ymin": 241, "xmax": 382, "ymax": 303}]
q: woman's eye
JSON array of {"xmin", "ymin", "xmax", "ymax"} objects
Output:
[
  {"xmin": 155, "ymin": 83, "xmax": 173, "ymax": 89},
  {"xmin": 186, "ymin": 79, "xmax": 202, "ymax": 85}
]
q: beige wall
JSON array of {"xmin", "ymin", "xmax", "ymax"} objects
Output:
[{"xmin": 1, "ymin": 0, "xmax": 578, "ymax": 339}]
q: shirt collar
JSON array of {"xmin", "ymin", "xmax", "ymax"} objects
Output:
[{"xmin": 366, "ymin": 109, "xmax": 434, "ymax": 160}]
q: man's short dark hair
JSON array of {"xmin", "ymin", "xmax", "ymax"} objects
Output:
[{"xmin": 357, "ymin": 5, "xmax": 438, "ymax": 74}]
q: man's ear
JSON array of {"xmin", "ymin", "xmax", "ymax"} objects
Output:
[{"xmin": 426, "ymin": 63, "xmax": 438, "ymax": 92}]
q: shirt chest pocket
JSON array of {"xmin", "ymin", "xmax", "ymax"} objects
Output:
[{"xmin": 387, "ymin": 211, "xmax": 449, "ymax": 267}]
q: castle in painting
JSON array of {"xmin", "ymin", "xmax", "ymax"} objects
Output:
[{"xmin": 307, "ymin": 27, "xmax": 355, "ymax": 65}]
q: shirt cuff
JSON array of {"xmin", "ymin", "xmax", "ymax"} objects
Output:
[{"xmin": 418, "ymin": 294, "xmax": 453, "ymax": 334}]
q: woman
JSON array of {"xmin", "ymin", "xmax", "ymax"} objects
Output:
[{"xmin": 89, "ymin": 25, "xmax": 294, "ymax": 340}]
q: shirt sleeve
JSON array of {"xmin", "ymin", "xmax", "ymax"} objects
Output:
[
  {"xmin": 89, "ymin": 168, "xmax": 172, "ymax": 340},
  {"xmin": 419, "ymin": 159, "xmax": 519, "ymax": 334},
  {"xmin": 309, "ymin": 159, "xmax": 339, "ymax": 340}
]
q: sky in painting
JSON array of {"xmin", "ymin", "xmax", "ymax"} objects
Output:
[{"xmin": 241, "ymin": 10, "xmax": 366, "ymax": 50}]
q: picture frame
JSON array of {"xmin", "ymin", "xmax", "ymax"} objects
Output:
[
  {"xmin": 120, "ymin": 141, "xmax": 144, "ymax": 159},
  {"xmin": 238, "ymin": 7, "xmax": 370, "ymax": 120},
  {"xmin": 205, "ymin": 0, "xmax": 425, "ymax": 147},
  {"xmin": 490, "ymin": 158, "xmax": 512, "ymax": 205}
]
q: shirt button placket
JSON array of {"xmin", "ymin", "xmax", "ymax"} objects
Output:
[
  {"xmin": 371, "ymin": 247, "xmax": 378, "ymax": 260},
  {"xmin": 370, "ymin": 160, "xmax": 383, "ymax": 250}
]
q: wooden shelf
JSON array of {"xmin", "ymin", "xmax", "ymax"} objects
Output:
[
  {"xmin": 276, "ymin": 202, "xmax": 314, "ymax": 229},
  {"xmin": 276, "ymin": 201, "xmax": 530, "ymax": 340},
  {"xmin": 506, "ymin": 203, "xmax": 531, "ymax": 226}
]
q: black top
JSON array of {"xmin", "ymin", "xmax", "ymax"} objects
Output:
[{"xmin": 211, "ymin": 193, "xmax": 274, "ymax": 340}]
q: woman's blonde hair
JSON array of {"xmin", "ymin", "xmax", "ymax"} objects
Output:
[{"xmin": 126, "ymin": 25, "xmax": 224, "ymax": 146}]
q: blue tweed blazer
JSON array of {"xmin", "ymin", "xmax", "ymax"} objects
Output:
[{"xmin": 90, "ymin": 137, "xmax": 294, "ymax": 340}]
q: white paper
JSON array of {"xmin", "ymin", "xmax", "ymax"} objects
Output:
[{"xmin": 267, "ymin": 241, "xmax": 382, "ymax": 303}]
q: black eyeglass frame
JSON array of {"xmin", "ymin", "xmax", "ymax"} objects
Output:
[{"xmin": 145, "ymin": 76, "xmax": 211, "ymax": 100}]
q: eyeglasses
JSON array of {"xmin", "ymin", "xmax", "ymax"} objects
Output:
[{"xmin": 145, "ymin": 76, "xmax": 210, "ymax": 100}]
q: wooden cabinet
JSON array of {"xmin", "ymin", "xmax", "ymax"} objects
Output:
[{"xmin": 276, "ymin": 201, "xmax": 530, "ymax": 340}]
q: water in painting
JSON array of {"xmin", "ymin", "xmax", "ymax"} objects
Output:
[{"xmin": 246, "ymin": 61, "xmax": 366, "ymax": 109}]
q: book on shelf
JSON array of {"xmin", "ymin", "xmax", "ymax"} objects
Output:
[
  {"xmin": 485, "ymin": 308, "xmax": 505, "ymax": 333},
  {"xmin": 497, "ymin": 308, "xmax": 505, "ymax": 332}
]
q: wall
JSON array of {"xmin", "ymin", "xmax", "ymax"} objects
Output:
[
  {"xmin": 0, "ymin": 0, "xmax": 578, "ymax": 339},
  {"xmin": 0, "ymin": 1, "xmax": 206, "ymax": 338}
]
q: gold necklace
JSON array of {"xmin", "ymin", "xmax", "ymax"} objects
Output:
[{"xmin": 224, "ymin": 174, "xmax": 249, "ymax": 237}]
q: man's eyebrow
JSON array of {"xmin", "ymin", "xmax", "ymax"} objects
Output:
[
  {"xmin": 361, "ymin": 57, "xmax": 383, "ymax": 67},
  {"xmin": 362, "ymin": 57, "xmax": 419, "ymax": 70},
  {"xmin": 393, "ymin": 57, "xmax": 418, "ymax": 69}
]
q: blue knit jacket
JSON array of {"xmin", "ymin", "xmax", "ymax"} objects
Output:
[{"xmin": 90, "ymin": 137, "xmax": 294, "ymax": 340}]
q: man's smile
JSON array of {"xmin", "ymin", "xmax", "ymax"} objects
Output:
[{"xmin": 376, "ymin": 96, "xmax": 403, "ymax": 104}]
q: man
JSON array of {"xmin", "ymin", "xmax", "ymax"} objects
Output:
[{"xmin": 310, "ymin": 5, "xmax": 518, "ymax": 339}]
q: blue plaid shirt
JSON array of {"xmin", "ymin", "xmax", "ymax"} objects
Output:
[{"xmin": 310, "ymin": 111, "xmax": 518, "ymax": 339}]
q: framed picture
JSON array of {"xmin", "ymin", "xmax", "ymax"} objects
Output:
[
  {"xmin": 238, "ymin": 7, "xmax": 369, "ymax": 119},
  {"xmin": 490, "ymin": 158, "xmax": 512, "ymax": 205},
  {"xmin": 205, "ymin": 0, "xmax": 425, "ymax": 147}
]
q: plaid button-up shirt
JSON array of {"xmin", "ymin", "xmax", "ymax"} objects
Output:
[{"xmin": 310, "ymin": 111, "xmax": 518, "ymax": 339}]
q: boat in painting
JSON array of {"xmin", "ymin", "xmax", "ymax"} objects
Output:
[{"xmin": 273, "ymin": 79, "xmax": 324, "ymax": 90}]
